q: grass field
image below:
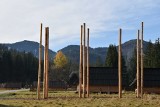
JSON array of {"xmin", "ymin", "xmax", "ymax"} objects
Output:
[
  {"xmin": 0, "ymin": 90, "xmax": 160, "ymax": 107},
  {"xmin": 0, "ymin": 89, "xmax": 9, "ymax": 92}
]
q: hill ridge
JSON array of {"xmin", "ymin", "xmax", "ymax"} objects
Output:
[{"xmin": 1, "ymin": 39, "xmax": 149, "ymax": 65}]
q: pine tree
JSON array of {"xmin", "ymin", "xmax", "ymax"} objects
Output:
[
  {"xmin": 144, "ymin": 38, "xmax": 160, "ymax": 68},
  {"xmin": 105, "ymin": 45, "xmax": 118, "ymax": 67},
  {"xmin": 144, "ymin": 40, "xmax": 154, "ymax": 68},
  {"xmin": 154, "ymin": 38, "xmax": 160, "ymax": 67}
]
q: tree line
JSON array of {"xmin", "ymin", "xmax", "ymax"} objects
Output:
[
  {"xmin": 128, "ymin": 38, "xmax": 160, "ymax": 86},
  {"xmin": 1, "ymin": 38, "xmax": 160, "ymax": 86},
  {"xmin": 0, "ymin": 45, "xmax": 38, "ymax": 85},
  {"xmin": 47, "ymin": 38, "xmax": 160, "ymax": 85},
  {"xmin": 144, "ymin": 39, "xmax": 160, "ymax": 68}
]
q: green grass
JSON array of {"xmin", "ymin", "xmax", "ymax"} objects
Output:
[{"xmin": 0, "ymin": 90, "xmax": 160, "ymax": 107}]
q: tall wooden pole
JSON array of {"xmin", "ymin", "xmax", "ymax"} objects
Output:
[
  {"xmin": 118, "ymin": 28, "xmax": 122, "ymax": 98},
  {"xmin": 45, "ymin": 27, "xmax": 49, "ymax": 98},
  {"xmin": 43, "ymin": 28, "xmax": 47, "ymax": 99},
  {"xmin": 137, "ymin": 30, "xmax": 140, "ymax": 98},
  {"xmin": 87, "ymin": 28, "xmax": 90, "ymax": 97},
  {"xmin": 37, "ymin": 23, "xmax": 42, "ymax": 99},
  {"xmin": 83, "ymin": 23, "xmax": 86, "ymax": 98},
  {"xmin": 79, "ymin": 25, "xmax": 83, "ymax": 98},
  {"xmin": 43, "ymin": 27, "xmax": 49, "ymax": 99},
  {"xmin": 141, "ymin": 22, "xmax": 144, "ymax": 98}
]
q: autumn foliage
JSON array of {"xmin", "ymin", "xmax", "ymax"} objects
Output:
[{"xmin": 54, "ymin": 51, "xmax": 68, "ymax": 69}]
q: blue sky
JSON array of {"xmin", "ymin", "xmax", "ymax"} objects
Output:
[{"xmin": 0, "ymin": 0, "xmax": 160, "ymax": 51}]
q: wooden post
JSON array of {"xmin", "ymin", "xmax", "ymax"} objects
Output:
[
  {"xmin": 45, "ymin": 27, "xmax": 49, "ymax": 98},
  {"xmin": 79, "ymin": 25, "xmax": 83, "ymax": 98},
  {"xmin": 118, "ymin": 28, "xmax": 122, "ymax": 98},
  {"xmin": 83, "ymin": 23, "xmax": 86, "ymax": 98},
  {"xmin": 43, "ymin": 27, "xmax": 49, "ymax": 99},
  {"xmin": 141, "ymin": 22, "xmax": 144, "ymax": 98},
  {"xmin": 87, "ymin": 28, "xmax": 90, "ymax": 97},
  {"xmin": 137, "ymin": 30, "xmax": 140, "ymax": 98},
  {"xmin": 43, "ymin": 27, "xmax": 47, "ymax": 99},
  {"xmin": 37, "ymin": 23, "xmax": 42, "ymax": 99}
]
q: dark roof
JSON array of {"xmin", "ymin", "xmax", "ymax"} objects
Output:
[
  {"xmin": 129, "ymin": 68, "xmax": 160, "ymax": 87},
  {"xmin": 89, "ymin": 67, "xmax": 126, "ymax": 86},
  {"xmin": 144, "ymin": 68, "xmax": 160, "ymax": 87}
]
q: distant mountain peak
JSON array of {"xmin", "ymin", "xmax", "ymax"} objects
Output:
[
  {"xmin": 0, "ymin": 39, "xmax": 149, "ymax": 65},
  {"xmin": 2, "ymin": 40, "xmax": 56, "ymax": 61}
]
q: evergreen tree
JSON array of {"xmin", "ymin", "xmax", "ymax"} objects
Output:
[
  {"xmin": 144, "ymin": 40, "xmax": 154, "ymax": 68},
  {"xmin": 0, "ymin": 45, "xmax": 38, "ymax": 85},
  {"xmin": 144, "ymin": 38, "xmax": 160, "ymax": 68},
  {"xmin": 105, "ymin": 45, "xmax": 118, "ymax": 67},
  {"xmin": 154, "ymin": 38, "xmax": 160, "ymax": 67}
]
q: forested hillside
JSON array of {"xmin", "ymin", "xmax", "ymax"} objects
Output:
[
  {"xmin": 0, "ymin": 38, "xmax": 159, "ymax": 86},
  {"xmin": 0, "ymin": 44, "xmax": 38, "ymax": 85},
  {"xmin": 4, "ymin": 40, "xmax": 56, "ymax": 61}
]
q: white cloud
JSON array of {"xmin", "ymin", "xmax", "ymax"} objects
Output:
[{"xmin": 0, "ymin": 0, "xmax": 160, "ymax": 51}]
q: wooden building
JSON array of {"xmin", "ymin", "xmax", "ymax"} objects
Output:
[
  {"xmin": 49, "ymin": 80, "xmax": 67, "ymax": 90},
  {"xmin": 144, "ymin": 68, "xmax": 160, "ymax": 94},
  {"xmin": 130, "ymin": 68, "xmax": 160, "ymax": 94},
  {"xmin": 78, "ymin": 67, "xmax": 127, "ymax": 93}
]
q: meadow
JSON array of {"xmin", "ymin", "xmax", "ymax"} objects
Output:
[{"xmin": 0, "ymin": 90, "xmax": 160, "ymax": 107}]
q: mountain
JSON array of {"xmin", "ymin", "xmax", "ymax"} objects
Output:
[
  {"xmin": 1, "ymin": 39, "xmax": 149, "ymax": 65},
  {"xmin": 122, "ymin": 39, "xmax": 148, "ymax": 61},
  {"xmin": 3, "ymin": 40, "xmax": 56, "ymax": 60},
  {"xmin": 59, "ymin": 39, "xmax": 149, "ymax": 66},
  {"xmin": 59, "ymin": 45, "xmax": 105, "ymax": 65}
]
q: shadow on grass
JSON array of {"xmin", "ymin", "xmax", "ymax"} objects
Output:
[{"xmin": 0, "ymin": 104, "xmax": 22, "ymax": 107}]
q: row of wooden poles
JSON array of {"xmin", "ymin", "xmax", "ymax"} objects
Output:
[
  {"xmin": 137, "ymin": 22, "xmax": 144, "ymax": 98},
  {"xmin": 36, "ymin": 22, "xmax": 144, "ymax": 99},
  {"xmin": 37, "ymin": 23, "xmax": 49, "ymax": 99},
  {"xmin": 118, "ymin": 22, "xmax": 144, "ymax": 98},
  {"xmin": 79, "ymin": 22, "xmax": 144, "ymax": 98},
  {"xmin": 79, "ymin": 23, "xmax": 90, "ymax": 98}
]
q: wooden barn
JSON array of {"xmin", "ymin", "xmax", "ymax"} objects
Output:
[
  {"xmin": 144, "ymin": 68, "xmax": 160, "ymax": 94},
  {"xmin": 78, "ymin": 67, "xmax": 127, "ymax": 93},
  {"xmin": 49, "ymin": 80, "xmax": 67, "ymax": 90}
]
